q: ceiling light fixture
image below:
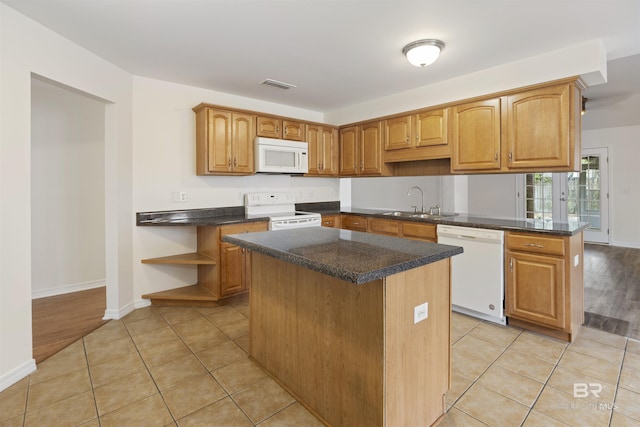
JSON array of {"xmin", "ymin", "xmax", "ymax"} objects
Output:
[{"xmin": 402, "ymin": 39, "xmax": 445, "ymax": 67}]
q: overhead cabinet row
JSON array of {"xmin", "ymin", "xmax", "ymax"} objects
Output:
[
  {"xmin": 193, "ymin": 77, "xmax": 583, "ymax": 177},
  {"xmin": 194, "ymin": 106, "xmax": 339, "ymax": 176}
]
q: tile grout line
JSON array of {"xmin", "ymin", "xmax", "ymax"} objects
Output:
[
  {"xmin": 124, "ymin": 308, "xmax": 179, "ymax": 425},
  {"xmin": 608, "ymin": 338, "xmax": 628, "ymax": 425},
  {"xmin": 81, "ymin": 335, "xmax": 102, "ymax": 426},
  {"xmin": 448, "ymin": 319, "xmax": 522, "ymax": 425}
]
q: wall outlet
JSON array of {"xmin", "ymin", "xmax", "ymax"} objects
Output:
[
  {"xmin": 574, "ymin": 254, "xmax": 580, "ymax": 267},
  {"xmin": 179, "ymin": 191, "xmax": 187, "ymax": 202},
  {"xmin": 414, "ymin": 302, "xmax": 428, "ymax": 324}
]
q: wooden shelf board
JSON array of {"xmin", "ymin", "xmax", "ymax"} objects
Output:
[
  {"xmin": 141, "ymin": 284, "xmax": 218, "ymax": 301},
  {"xmin": 141, "ymin": 252, "xmax": 216, "ymax": 265}
]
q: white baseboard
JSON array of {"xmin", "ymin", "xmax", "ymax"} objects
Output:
[
  {"xmin": 102, "ymin": 298, "xmax": 151, "ymax": 320},
  {"xmin": 0, "ymin": 359, "xmax": 36, "ymax": 393},
  {"xmin": 609, "ymin": 240, "xmax": 640, "ymax": 249},
  {"xmin": 32, "ymin": 279, "xmax": 106, "ymax": 300}
]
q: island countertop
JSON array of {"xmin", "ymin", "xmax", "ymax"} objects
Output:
[{"xmin": 223, "ymin": 227, "xmax": 462, "ymax": 284}]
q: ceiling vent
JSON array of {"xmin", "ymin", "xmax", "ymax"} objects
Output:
[{"xmin": 259, "ymin": 79, "xmax": 297, "ymax": 90}]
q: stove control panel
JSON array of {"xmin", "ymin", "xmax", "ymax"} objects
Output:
[{"xmin": 245, "ymin": 192, "xmax": 296, "ymax": 207}]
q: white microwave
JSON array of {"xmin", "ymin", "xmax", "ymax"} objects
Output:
[{"xmin": 255, "ymin": 137, "xmax": 309, "ymax": 174}]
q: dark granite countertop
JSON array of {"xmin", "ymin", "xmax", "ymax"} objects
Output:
[
  {"xmin": 223, "ymin": 227, "xmax": 463, "ymax": 284},
  {"xmin": 136, "ymin": 206, "xmax": 269, "ymax": 226},
  {"xmin": 136, "ymin": 201, "xmax": 588, "ymax": 236},
  {"xmin": 341, "ymin": 207, "xmax": 589, "ymax": 237}
]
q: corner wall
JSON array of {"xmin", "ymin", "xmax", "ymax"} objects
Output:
[{"xmin": 0, "ymin": 4, "xmax": 133, "ymax": 391}]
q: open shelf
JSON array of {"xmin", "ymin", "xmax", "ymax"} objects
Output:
[
  {"xmin": 141, "ymin": 252, "xmax": 216, "ymax": 265},
  {"xmin": 141, "ymin": 284, "xmax": 218, "ymax": 306}
]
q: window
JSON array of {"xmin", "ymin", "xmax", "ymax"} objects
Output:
[{"xmin": 524, "ymin": 173, "xmax": 553, "ymax": 221}]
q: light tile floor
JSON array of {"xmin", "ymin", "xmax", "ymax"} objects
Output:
[{"xmin": 2, "ymin": 298, "xmax": 640, "ymax": 426}]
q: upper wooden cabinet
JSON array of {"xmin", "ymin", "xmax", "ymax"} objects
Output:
[
  {"xmin": 195, "ymin": 107, "xmax": 255, "ymax": 175},
  {"xmin": 339, "ymin": 122, "xmax": 392, "ymax": 176},
  {"xmin": 307, "ymin": 124, "xmax": 339, "ymax": 176},
  {"xmin": 256, "ymin": 116, "xmax": 306, "ymax": 141},
  {"xmin": 450, "ymin": 98, "xmax": 502, "ymax": 172},
  {"xmin": 504, "ymin": 82, "xmax": 579, "ymax": 171},
  {"xmin": 385, "ymin": 115, "xmax": 413, "ymax": 151},
  {"xmin": 383, "ymin": 109, "xmax": 450, "ymax": 163},
  {"xmin": 451, "ymin": 80, "xmax": 582, "ymax": 173}
]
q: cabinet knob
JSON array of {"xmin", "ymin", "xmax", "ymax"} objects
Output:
[
  {"xmin": 495, "ymin": 153, "xmax": 498, "ymax": 161},
  {"xmin": 228, "ymin": 158, "xmax": 232, "ymax": 167},
  {"xmin": 234, "ymin": 158, "xmax": 237, "ymax": 167},
  {"xmin": 508, "ymin": 152, "xmax": 513, "ymax": 162}
]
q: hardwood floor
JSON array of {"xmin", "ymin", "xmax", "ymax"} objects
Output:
[
  {"xmin": 584, "ymin": 243, "xmax": 640, "ymax": 340},
  {"xmin": 32, "ymin": 287, "xmax": 107, "ymax": 364}
]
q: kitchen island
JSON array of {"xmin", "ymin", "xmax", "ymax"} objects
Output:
[{"xmin": 223, "ymin": 227, "xmax": 462, "ymax": 427}]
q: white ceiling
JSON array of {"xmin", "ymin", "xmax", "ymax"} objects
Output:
[{"xmin": 3, "ymin": 0, "xmax": 640, "ymax": 127}]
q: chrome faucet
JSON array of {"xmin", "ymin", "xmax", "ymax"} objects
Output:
[{"xmin": 407, "ymin": 186, "xmax": 425, "ymax": 213}]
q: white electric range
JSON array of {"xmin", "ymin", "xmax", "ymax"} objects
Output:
[{"xmin": 244, "ymin": 192, "xmax": 321, "ymax": 230}]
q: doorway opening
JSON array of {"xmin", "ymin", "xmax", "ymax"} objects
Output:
[{"xmin": 30, "ymin": 75, "xmax": 108, "ymax": 362}]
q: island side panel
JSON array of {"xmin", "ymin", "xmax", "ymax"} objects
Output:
[
  {"xmin": 383, "ymin": 259, "xmax": 451, "ymax": 426},
  {"xmin": 250, "ymin": 252, "xmax": 384, "ymax": 427}
]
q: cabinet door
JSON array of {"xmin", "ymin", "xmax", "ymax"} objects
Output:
[
  {"xmin": 220, "ymin": 242, "xmax": 246, "ymax": 296},
  {"xmin": 231, "ymin": 113, "xmax": 255, "ymax": 174},
  {"xmin": 282, "ymin": 120, "xmax": 305, "ymax": 141},
  {"xmin": 506, "ymin": 250, "xmax": 566, "ymax": 328},
  {"xmin": 415, "ymin": 109, "xmax": 448, "ymax": 147},
  {"xmin": 341, "ymin": 215, "xmax": 368, "ymax": 232},
  {"xmin": 401, "ymin": 222, "xmax": 437, "ymax": 242},
  {"xmin": 360, "ymin": 121, "xmax": 384, "ymax": 175},
  {"xmin": 256, "ymin": 116, "xmax": 282, "ymax": 138},
  {"xmin": 368, "ymin": 218, "xmax": 400, "ymax": 236},
  {"xmin": 321, "ymin": 215, "xmax": 341, "ymax": 228},
  {"xmin": 385, "ymin": 115, "xmax": 412, "ymax": 150},
  {"xmin": 505, "ymin": 83, "xmax": 571, "ymax": 169},
  {"xmin": 205, "ymin": 109, "xmax": 233, "ymax": 173},
  {"xmin": 450, "ymin": 98, "xmax": 501, "ymax": 172},
  {"xmin": 306, "ymin": 124, "xmax": 322, "ymax": 175},
  {"xmin": 339, "ymin": 126, "xmax": 359, "ymax": 176},
  {"xmin": 320, "ymin": 127, "xmax": 339, "ymax": 176}
]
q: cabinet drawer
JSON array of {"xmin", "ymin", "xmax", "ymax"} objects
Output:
[
  {"xmin": 342, "ymin": 215, "xmax": 368, "ymax": 232},
  {"xmin": 220, "ymin": 221, "xmax": 268, "ymax": 237},
  {"xmin": 401, "ymin": 222, "xmax": 437, "ymax": 242},
  {"xmin": 321, "ymin": 215, "xmax": 341, "ymax": 228},
  {"xmin": 368, "ymin": 218, "xmax": 400, "ymax": 236},
  {"xmin": 506, "ymin": 233, "xmax": 565, "ymax": 256}
]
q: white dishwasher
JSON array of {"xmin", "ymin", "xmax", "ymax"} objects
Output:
[{"xmin": 437, "ymin": 225, "xmax": 505, "ymax": 325}]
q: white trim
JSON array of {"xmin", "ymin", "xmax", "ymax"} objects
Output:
[
  {"xmin": 102, "ymin": 298, "xmax": 150, "ymax": 320},
  {"xmin": 102, "ymin": 301, "xmax": 135, "ymax": 320},
  {"xmin": 32, "ymin": 280, "xmax": 106, "ymax": 300},
  {"xmin": 0, "ymin": 359, "xmax": 36, "ymax": 393}
]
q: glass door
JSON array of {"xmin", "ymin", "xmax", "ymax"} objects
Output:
[{"xmin": 566, "ymin": 148, "xmax": 609, "ymax": 243}]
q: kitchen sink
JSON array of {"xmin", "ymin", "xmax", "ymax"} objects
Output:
[
  {"xmin": 382, "ymin": 211, "xmax": 416, "ymax": 217},
  {"xmin": 382, "ymin": 211, "xmax": 458, "ymax": 220}
]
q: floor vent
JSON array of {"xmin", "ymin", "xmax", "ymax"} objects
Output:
[{"xmin": 259, "ymin": 79, "xmax": 297, "ymax": 90}]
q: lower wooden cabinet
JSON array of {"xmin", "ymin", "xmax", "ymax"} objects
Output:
[
  {"xmin": 341, "ymin": 215, "xmax": 368, "ymax": 232},
  {"xmin": 400, "ymin": 222, "xmax": 437, "ymax": 242},
  {"xmin": 505, "ymin": 231, "xmax": 584, "ymax": 341},
  {"xmin": 321, "ymin": 215, "xmax": 341, "ymax": 228},
  {"xmin": 368, "ymin": 218, "xmax": 400, "ymax": 236}
]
